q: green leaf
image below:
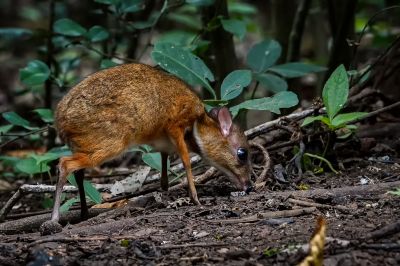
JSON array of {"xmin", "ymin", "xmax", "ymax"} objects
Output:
[
  {"xmin": 254, "ymin": 73, "xmax": 288, "ymax": 93},
  {"xmin": 220, "ymin": 70, "xmax": 251, "ymax": 101},
  {"xmin": 15, "ymin": 158, "xmax": 50, "ymax": 174},
  {"xmin": 166, "ymin": 13, "xmax": 201, "ymax": 30},
  {"xmin": 94, "ymin": 0, "xmax": 117, "ymax": 4},
  {"xmin": 48, "ymin": 145, "xmax": 72, "ymax": 157},
  {"xmin": 230, "ymin": 91, "xmax": 298, "ymax": 117},
  {"xmin": 269, "ymin": 63, "xmax": 327, "ymax": 78},
  {"xmin": 119, "ymin": 0, "xmax": 145, "ymax": 13},
  {"xmin": 87, "ymin": 25, "xmax": 109, "ymax": 42},
  {"xmin": 301, "ymin": 115, "xmax": 326, "ymax": 127},
  {"xmin": 221, "ymin": 19, "xmax": 247, "ymax": 40},
  {"xmin": 0, "ymin": 125, "xmax": 13, "ymax": 134},
  {"xmin": 0, "ymin": 28, "xmax": 32, "ymax": 40},
  {"xmin": 388, "ymin": 187, "xmax": 400, "ymax": 196},
  {"xmin": 60, "ymin": 197, "xmax": 79, "ymax": 213},
  {"xmin": 67, "ymin": 174, "xmax": 102, "ymax": 204},
  {"xmin": 30, "ymin": 152, "xmax": 59, "ymax": 166},
  {"xmin": 2, "ymin": 112, "xmax": 32, "ymax": 129},
  {"xmin": 54, "ymin": 18, "xmax": 87, "ymax": 37},
  {"xmin": 331, "ymin": 112, "xmax": 367, "ymax": 127},
  {"xmin": 186, "ymin": 0, "xmax": 215, "ymax": 6},
  {"xmin": 33, "ymin": 108, "xmax": 54, "ymax": 123},
  {"xmin": 20, "ymin": 60, "xmax": 50, "ymax": 86},
  {"xmin": 228, "ymin": 2, "xmax": 257, "ymax": 15},
  {"xmin": 142, "ymin": 152, "xmax": 170, "ymax": 172},
  {"xmin": 100, "ymin": 59, "xmax": 119, "ymax": 69},
  {"xmin": 322, "ymin": 65, "xmax": 349, "ymax": 121},
  {"xmin": 246, "ymin": 39, "xmax": 282, "ymax": 73},
  {"xmin": 151, "ymin": 42, "xmax": 216, "ymax": 98}
]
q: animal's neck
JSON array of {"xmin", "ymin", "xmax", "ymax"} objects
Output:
[{"xmin": 184, "ymin": 128, "xmax": 201, "ymax": 155}]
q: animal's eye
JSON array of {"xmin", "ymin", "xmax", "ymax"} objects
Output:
[{"xmin": 237, "ymin": 148, "xmax": 248, "ymax": 162}]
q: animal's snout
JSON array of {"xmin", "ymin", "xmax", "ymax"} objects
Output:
[{"xmin": 243, "ymin": 181, "xmax": 253, "ymax": 194}]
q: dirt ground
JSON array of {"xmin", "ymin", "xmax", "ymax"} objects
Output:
[{"xmin": 1, "ymin": 152, "xmax": 400, "ymax": 265}]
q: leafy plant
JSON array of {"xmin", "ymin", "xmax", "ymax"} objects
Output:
[{"xmin": 302, "ymin": 65, "xmax": 367, "ymax": 138}]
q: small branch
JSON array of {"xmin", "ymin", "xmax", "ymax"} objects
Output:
[
  {"xmin": 0, "ymin": 126, "xmax": 49, "ymax": 150},
  {"xmin": 208, "ymin": 207, "xmax": 317, "ymax": 224},
  {"xmin": 244, "ymin": 107, "xmax": 321, "ymax": 139},
  {"xmin": 363, "ymin": 220, "xmax": 400, "ymax": 240},
  {"xmin": 288, "ymin": 198, "xmax": 351, "ymax": 212},
  {"xmin": 350, "ymin": 101, "xmax": 400, "ymax": 125},
  {"xmin": 249, "ymin": 141, "xmax": 271, "ymax": 182}
]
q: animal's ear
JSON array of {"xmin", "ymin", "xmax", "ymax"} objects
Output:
[
  {"xmin": 217, "ymin": 107, "xmax": 232, "ymax": 137},
  {"xmin": 207, "ymin": 107, "xmax": 232, "ymax": 137}
]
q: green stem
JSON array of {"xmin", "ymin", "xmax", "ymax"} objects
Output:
[
  {"xmin": 304, "ymin": 152, "xmax": 338, "ymax": 174},
  {"xmin": 250, "ymin": 81, "xmax": 260, "ymax": 100}
]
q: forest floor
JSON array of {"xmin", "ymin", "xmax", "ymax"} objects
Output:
[{"xmin": 1, "ymin": 130, "xmax": 400, "ymax": 265}]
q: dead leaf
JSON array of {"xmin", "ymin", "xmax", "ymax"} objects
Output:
[
  {"xmin": 298, "ymin": 216, "xmax": 326, "ymax": 266},
  {"xmin": 92, "ymin": 199, "xmax": 128, "ymax": 209}
]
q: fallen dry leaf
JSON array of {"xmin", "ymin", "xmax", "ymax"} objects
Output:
[{"xmin": 298, "ymin": 216, "xmax": 326, "ymax": 266}]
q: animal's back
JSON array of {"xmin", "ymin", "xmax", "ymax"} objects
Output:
[{"xmin": 56, "ymin": 63, "xmax": 204, "ymax": 155}]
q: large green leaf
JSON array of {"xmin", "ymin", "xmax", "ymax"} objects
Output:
[
  {"xmin": 151, "ymin": 42, "xmax": 216, "ymax": 98},
  {"xmin": 254, "ymin": 73, "xmax": 288, "ymax": 93},
  {"xmin": 220, "ymin": 70, "xmax": 251, "ymax": 101},
  {"xmin": 246, "ymin": 39, "xmax": 281, "ymax": 73},
  {"xmin": 331, "ymin": 112, "xmax": 367, "ymax": 127},
  {"xmin": 2, "ymin": 111, "xmax": 34, "ymax": 129},
  {"xmin": 67, "ymin": 174, "xmax": 102, "ymax": 204},
  {"xmin": 230, "ymin": 91, "xmax": 298, "ymax": 117},
  {"xmin": 15, "ymin": 158, "xmax": 50, "ymax": 174},
  {"xmin": 20, "ymin": 60, "xmax": 50, "ymax": 86},
  {"xmin": 54, "ymin": 18, "xmax": 87, "ymax": 37},
  {"xmin": 221, "ymin": 19, "xmax": 247, "ymax": 40},
  {"xmin": 269, "ymin": 63, "xmax": 327, "ymax": 78},
  {"xmin": 322, "ymin": 65, "xmax": 349, "ymax": 121},
  {"xmin": 86, "ymin": 25, "xmax": 109, "ymax": 42},
  {"xmin": 33, "ymin": 108, "xmax": 54, "ymax": 123}
]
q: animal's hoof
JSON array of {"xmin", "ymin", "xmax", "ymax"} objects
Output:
[{"xmin": 39, "ymin": 220, "xmax": 62, "ymax": 236}]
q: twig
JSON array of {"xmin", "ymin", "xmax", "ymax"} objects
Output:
[
  {"xmin": 249, "ymin": 141, "xmax": 271, "ymax": 182},
  {"xmin": 244, "ymin": 107, "xmax": 321, "ymax": 139},
  {"xmin": 208, "ymin": 207, "xmax": 317, "ymax": 224},
  {"xmin": 0, "ymin": 126, "xmax": 49, "ymax": 149},
  {"xmin": 158, "ymin": 242, "xmax": 228, "ymax": 249},
  {"xmin": 234, "ymin": 180, "xmax": 400, "ymax": 202},
  {"xmin": 0, "ymin": 184, "xmax": 109, "ymax": 221},
  {"xmin": 350, "ymin": 101, "xmax": 400, "ymax": 125},
  {"xmin": 288, "ymin": 198, "xmax": 350, "ymax": 212},
  {"xmin": 363, "ymin": 220, "xmax": 400, "ymax": 240}
]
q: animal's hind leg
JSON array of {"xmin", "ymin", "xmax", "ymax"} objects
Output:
[
  {"xmin": 75, "ymin": 169, "xmax": 88, "ymax": 220},
  {"xmin": 51, "ymin": 153, "xmax": 92, "ymax": 222},
  {"xmin": 40, "ymin": 153, "xmax": 92, "ymax": 235}
]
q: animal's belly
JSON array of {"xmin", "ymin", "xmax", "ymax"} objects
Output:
[{"xmin": 148, "ymin": 136, "xmax": 176, "ymax": 153}]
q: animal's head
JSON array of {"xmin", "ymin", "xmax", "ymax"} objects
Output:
[{"xmin": 194, "ymin": 107, "xmax": 253, "ymax": 193}]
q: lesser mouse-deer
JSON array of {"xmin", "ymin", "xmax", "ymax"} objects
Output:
[{"xmin": 40, "ymin": 63, "xmax": 252, "ymax": 235}]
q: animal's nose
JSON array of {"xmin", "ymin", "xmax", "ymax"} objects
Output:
[{"xmin": 244, "ymin": 182, "xmax": 253, "ymax": 194}]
